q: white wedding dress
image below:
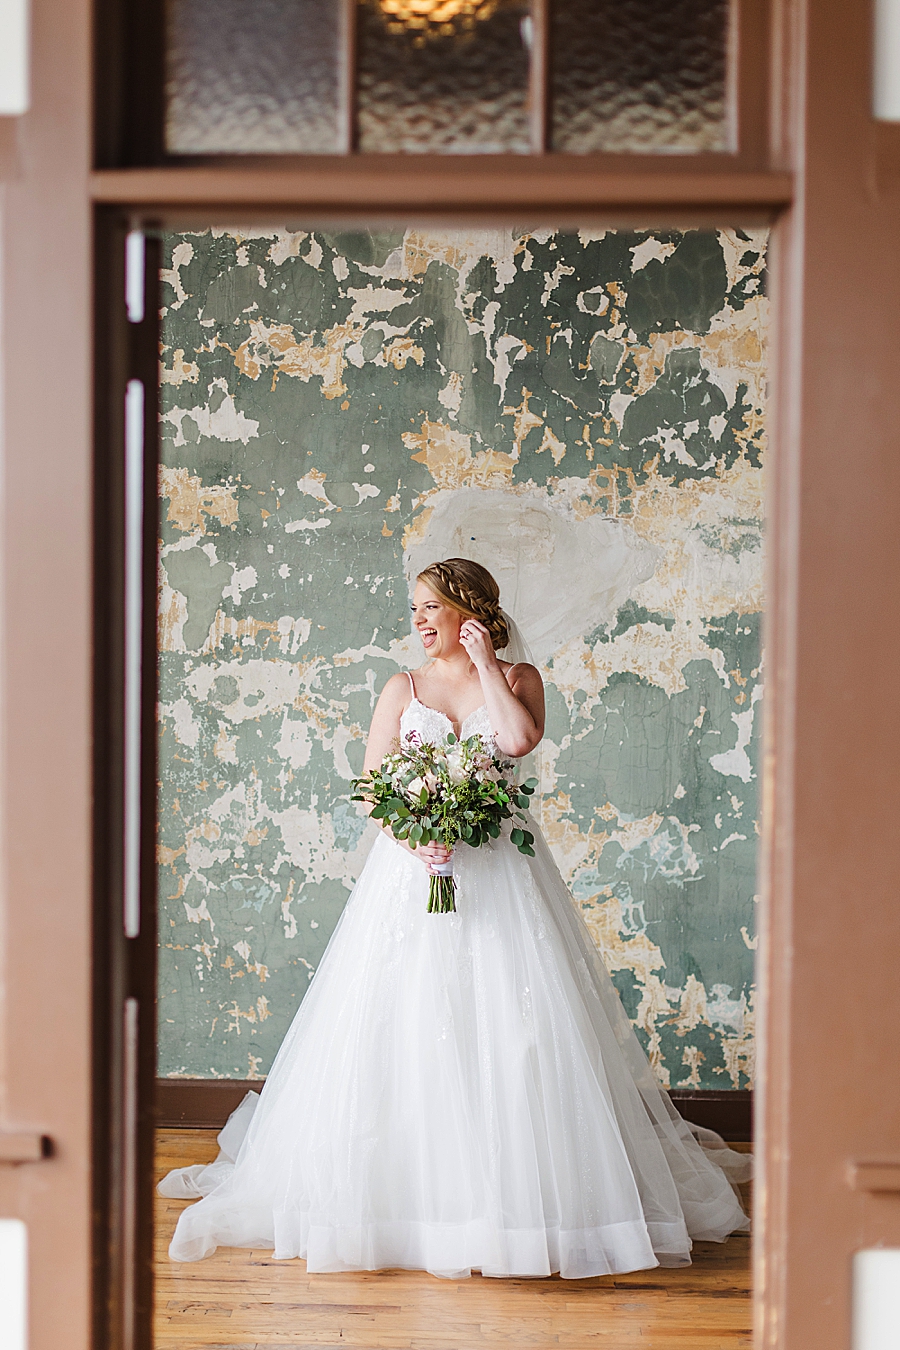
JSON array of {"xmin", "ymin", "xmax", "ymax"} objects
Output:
[{"xmin": 160, "ymin": 685, "xmax": 750, "ymax": 1279}]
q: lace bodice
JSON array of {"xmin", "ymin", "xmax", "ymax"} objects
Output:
[{"xmin": 399, "ymin": 687, "xmax": 495, "ymax": 751}]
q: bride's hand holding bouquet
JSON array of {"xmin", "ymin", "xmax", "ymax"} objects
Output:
[{"xmin": 351, "ymin": 731, "xmax": 537, "ymax": 914}]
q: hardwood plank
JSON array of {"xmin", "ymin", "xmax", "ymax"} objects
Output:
[{"xmin": 154, "ymin": 1129, "xmax": 754, "ymax": 1350}]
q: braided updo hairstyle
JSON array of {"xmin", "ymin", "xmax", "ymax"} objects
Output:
[{"xmin": 417, "ymin": 557, "xmax": 510, "ymax": 651}]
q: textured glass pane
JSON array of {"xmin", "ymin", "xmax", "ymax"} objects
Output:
[
  {"xmin": 551, "ymin": 0, "xmax": 729, "ymax": 154},
  {"xmin": 357, "ymin": 0, "xmax": 531, "ymax": 153},
  {"xmin": 166, "ymin": 0, "xmax": 342, "ymax": 154}
]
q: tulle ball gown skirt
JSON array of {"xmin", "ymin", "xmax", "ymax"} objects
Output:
[{"xmin": 159, "ymin": 826, "xmax": 750, "ymax": 1280}]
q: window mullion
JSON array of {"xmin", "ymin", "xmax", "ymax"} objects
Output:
[
  {"xmin": 341, "ymin": 0, "xmax": 358, "ymax": 154},
  {"xmin": 529, "ymin": 0, "xmax": 550, "ymax": 154}
]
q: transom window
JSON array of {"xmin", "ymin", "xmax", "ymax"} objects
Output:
[{"xmin": 162, "ymin": 0, "xmax": 734, "ymax": 156}]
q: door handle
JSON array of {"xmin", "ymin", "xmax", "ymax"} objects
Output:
[
  {"xmin": 0, "ymin": 1133, "xmax": 51, "ymax": 1162},
  {"xmin": 847, "ymin": 1161, "xmax": 900, "ymax": 1192}
]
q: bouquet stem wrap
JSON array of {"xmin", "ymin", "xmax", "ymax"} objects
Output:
[{"xmin": 427, "ymin": 855, "xmax": 456, "ymax": 914}]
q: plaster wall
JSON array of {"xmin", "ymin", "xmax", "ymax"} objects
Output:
[{"xmin": 157, "ymin": 226, "xmax": 765, "ymax": 1090}]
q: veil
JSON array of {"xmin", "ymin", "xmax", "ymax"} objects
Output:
[
  {"xmin": 497, "ymin": 609, "xmax": 543, "ymax": 789},
  {"xmin": 497, "ymin": 610, "xmax": 535, "ymax": 668}
]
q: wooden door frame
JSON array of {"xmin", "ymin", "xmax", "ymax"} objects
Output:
[
  {"xmin": 757, "ymin": 1, "xmax": 900, "ymax": 1343},
  {"xmin": 2, "ymin": 0, "xmax": 899, "ymax": 1348},
  {"xmin": 95, "ymin": 177, "xmax": 786, "ymax": 1346}
]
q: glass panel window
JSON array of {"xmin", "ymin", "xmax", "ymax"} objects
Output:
[
  {"xmin": 356, "ymin": 0, "xmax": 532, "ymax": 153},
  {"xmin": 166, "ymin": 0, "xmax": 344, "ymax": 154},
  {"xmin": 160, "ymin": 0, "xmax": 734, "ymax": 157},
  {"xmin": 551, "ymin": 0, "xmax": 731, "ymax": 154}
]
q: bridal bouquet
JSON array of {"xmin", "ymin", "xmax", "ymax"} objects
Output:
[{"xmin": 351, "ymin": 732, "xmax": 537, "ymax": 914}]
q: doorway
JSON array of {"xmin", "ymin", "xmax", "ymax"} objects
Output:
[{"xmin": 150, "ymin": 221, "xmax": 763, "ymax": 1345}]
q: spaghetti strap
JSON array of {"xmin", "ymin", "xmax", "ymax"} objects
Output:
[{"xmin": 406, "ymin": 670, "xmax": 416, "ymax": 700}]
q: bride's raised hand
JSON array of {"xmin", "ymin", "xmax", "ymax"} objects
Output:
[{"xmin": 459, "ymin": 618, "xmax": 497, "ymax": 671}]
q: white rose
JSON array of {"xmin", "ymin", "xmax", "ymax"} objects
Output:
[
  {"xmin": 446, "ymin": 749, "xmax": 467, "ymax": 785},
  {"xmin": 406, "ymin": 776, "xmax": 429, "ymax": 800}
]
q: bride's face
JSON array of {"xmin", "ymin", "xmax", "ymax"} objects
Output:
[{"xmin": 411, "ymin": 582, "xmax": 463, "ymax": 658}]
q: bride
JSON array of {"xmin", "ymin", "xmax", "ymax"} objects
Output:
[{"xmin": 160, "ymin": 556, "xmax": 750, "ymax": 1279}]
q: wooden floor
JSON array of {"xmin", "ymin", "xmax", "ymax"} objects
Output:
[{"xmin": 154, "ymin": 1129, "xmax": 753, "ymax": 1350}]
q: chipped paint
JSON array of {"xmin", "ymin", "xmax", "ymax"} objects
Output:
[{"xmin": 158, "ymin": 226, "xmax": 764, "ymax": 1088}]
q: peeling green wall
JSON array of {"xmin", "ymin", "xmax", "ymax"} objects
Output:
[{"xmin": 158, "ymin": 226, "xmax": 765, "ymax": 1089}]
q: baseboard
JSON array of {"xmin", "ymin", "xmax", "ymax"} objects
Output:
[
  {"xmin": 667, "ymin": 1089, "xmax": 752, "ymax": 1141},
  {"xmin": 156, "ymin": 1078, "xmax": 262, "ymax": 1129},
  {"xmin": 156, "ymin": 1079, "xmax": 753, "ymax": 1140}
]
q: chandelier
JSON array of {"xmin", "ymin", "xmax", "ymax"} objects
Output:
[{"xmin": 377, "ymin": 0, "xmax": 502, "ymax": 38}]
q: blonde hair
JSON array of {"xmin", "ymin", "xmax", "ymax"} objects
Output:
[{"xmin": 417, "ymin": 557, "xmax": 510, "ymax": 651}]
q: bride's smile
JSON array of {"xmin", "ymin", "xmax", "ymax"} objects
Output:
[{"xmin": 411, "ymin": 588, "xmax": 461, "ymax": 658}]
